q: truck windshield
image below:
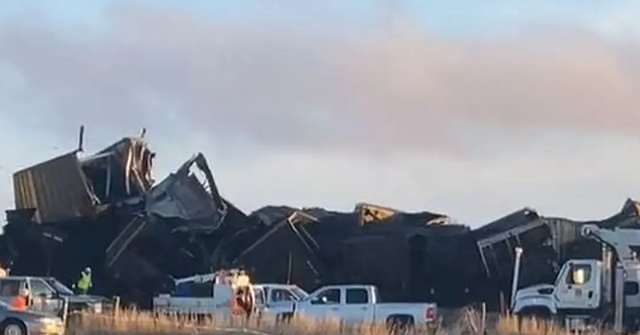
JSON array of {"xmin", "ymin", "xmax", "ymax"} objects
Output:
[
  {"xmin": 45, "ymin": 279, "xmax": 75, "ymax": 295},
  {"xmin": 290, "ymin": 287, "xmax": 309, "ymax": 300}
]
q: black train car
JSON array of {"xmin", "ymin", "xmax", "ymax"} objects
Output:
[
  {"xmin": 340, "ymin": 232, "xmax": 409, "ymax": 301},
  {"xmin": 472, "ymin": 201, "xmax": 640, "ymax": 310},
  {"xmin": 231, "ymin": 211, "xmax": 324, "ymax": 291},
  {"xmin": 406, "ymin": 225, "xmax": 483, "ymax": 308},
  {"xmin": 337, "ymin": 220, "xmax": 479, "ymax": 307}
]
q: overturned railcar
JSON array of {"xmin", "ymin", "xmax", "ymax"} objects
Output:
[
  {"xmin": 472, "ymin": 202, "xmax": 640, "ymax": 310},
  {"xmin": 4, "ymin": 133, "xmax": 251, "ymax": 308},
  {"xmin": 232, "ymin": 211, "xmax": 324, "ymax": 289}
]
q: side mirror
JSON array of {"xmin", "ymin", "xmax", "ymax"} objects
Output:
[{"xmin": 321, "ymin": 296, "xmax": 329, "ymax": 303}]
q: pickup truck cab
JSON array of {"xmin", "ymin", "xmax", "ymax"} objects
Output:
[
  {"xmin": 0, "ymin": 276, "xmax": 109, "ymax": 315},
  {"xmin": 294, "ymin": 285, "xmax": 438, "ymax": 329},
  {"xmin": 253, "ymin": 284, "xmax": 308, "ymax": 318}
]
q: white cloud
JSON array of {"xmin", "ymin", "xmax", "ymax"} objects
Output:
[
  {"xmin": 1, "ymin": 4, "xmax": 640, "ymax": 226},
  {"xmin": 207, "ymin": 131, "xmax": 640, "ymax": 225}
]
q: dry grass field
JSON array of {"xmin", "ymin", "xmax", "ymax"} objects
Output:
[{"xmin": 64, "ymin": 308, "xmax": 592, "ymax": 335}]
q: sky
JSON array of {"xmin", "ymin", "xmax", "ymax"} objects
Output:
[{"xmin": 1, "ymin": 1, "xmax": 640, "ymax": 227}]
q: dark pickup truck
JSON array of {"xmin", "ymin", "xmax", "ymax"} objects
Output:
[{"xmin": 0, "ymin": 276, "xmax": 110, "ymax": 315}]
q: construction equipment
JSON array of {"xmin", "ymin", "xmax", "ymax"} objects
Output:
[{"xmin": 511, "ymin": 224, "xmax": 640, "ymax": 333}]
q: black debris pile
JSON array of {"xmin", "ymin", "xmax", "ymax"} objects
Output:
[
  {"xmin": 2, "ymin": 128, "xmax": 640, "ymax": 310},
  {"xmin": 1, "ymin": 128, "xmax": 248, "ymax": 307}
]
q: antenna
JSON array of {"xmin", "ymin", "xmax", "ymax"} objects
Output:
[
  {"xmin": 77, "ymin": 125, "xmax": 85, "ymax": 153},
  {"xmin": 140, "ymin": 128, "xmax": 146, "ymax": 139}
]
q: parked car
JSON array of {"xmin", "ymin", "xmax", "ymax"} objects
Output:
[
  {"xmin": 0, "ymin": 276, "xmax": 110, "ymax": 315},
  {"xmin": 0, "ymin": 299, "xmax": 64, "ymax": 335}
]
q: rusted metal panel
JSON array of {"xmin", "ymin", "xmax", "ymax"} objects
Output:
[
  {"xmin": 12, "ymin": 151, "xmax": 95, "ymax": 223},
  {"xmin": 354, "ymin": 203, "xmax": 398, "ymax": 225}
]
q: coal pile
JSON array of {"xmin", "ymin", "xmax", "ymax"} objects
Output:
[{"xmin": 2, "ymin": 129, "xmax": 640, "ymax": 310}]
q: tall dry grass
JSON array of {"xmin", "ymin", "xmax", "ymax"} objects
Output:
[
  {"xmin": 65, "ymin": 308, "xmax": 611, "ymax": 335},
  {"xmin": 67, "ymin": 309, "xmax": 396, "ymax": 335}
]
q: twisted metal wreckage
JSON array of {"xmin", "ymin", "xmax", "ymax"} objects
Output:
[{"xmin": 1, "ymin": 129, "xmax": 640, "ymax": 310}]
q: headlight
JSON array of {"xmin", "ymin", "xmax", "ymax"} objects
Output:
[
  {"xmin": 91, "ymin": 302, "xmax": 103, "ymax": 313},
  {"xmin": 37, "ymin": 317, "xmax": 62, "ymax": 326}
]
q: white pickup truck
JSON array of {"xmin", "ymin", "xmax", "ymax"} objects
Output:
[
  {"xmin": 153, "ymin": 277, "xmax": 307, "ymax": 318},
  {"xmin": 253, "ymin": 284, "xmax": 308, "ymax": 318},
  {"xmin": 290, "ymin": 285, "xmax": 438, "ymax": 329}
]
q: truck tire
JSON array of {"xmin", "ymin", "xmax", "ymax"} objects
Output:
[
  {"xmin": 516, "ymin": 307, "xmax": 553, "ymax": 332},
  {"xmin": 517, "ymin": 306, "xmax": 551, "ymax": 319},
  {"xmin": 0, "ymin": 319, "xmax": 27, "ymax": 335},
  {"xmin": 386, "ymin": 315, "xmax": 414, "ymax": 334},
  {"xmin": 276, "ymin": 313, "xmax": 293, "ymax": 324}
]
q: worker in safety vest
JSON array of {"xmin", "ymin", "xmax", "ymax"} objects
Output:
[
  {"xmin": 74, "ymin": 267, "xmax": 93, "ymax": 295},
  {"xmin": 11, "ymin": 288, "xmax": 29, "ymax": 311},
  {"xmin": 235, "ymin": 286, "xmax": 253, "ymax": 320}
]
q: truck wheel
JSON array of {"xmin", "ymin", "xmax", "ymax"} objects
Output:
[
  {"xmin": 276, "ymin": 313, "xmax": 293, "ymax": 324},
  {"xmin": 516, "ymin": 308, "xmax": 552, "ymax": 332},
  {"xmin": 386, "ymin": 315, "xmax": 414, "ymax": 334},
  {"xmin": 0, "ymin": 319, "xmax": 27, "ymax": 335}
]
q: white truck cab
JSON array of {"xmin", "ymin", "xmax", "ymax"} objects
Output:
[
  {"xmin": 512, "ymin": 259, "xmax": 603, "ymax": 315},
  {"xmin": 511, "ymin": 224, "xmax": 640, "ymax": 333},
  {"xmin": 253, "ymin": 284, "xmax": 308, "ymax": 318}
]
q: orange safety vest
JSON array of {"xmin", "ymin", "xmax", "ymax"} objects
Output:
[
  {"xmin": 230, "ymin": 295, "xmax": 245, "ymax": 316},
  {"xmin": 11, "ymin": 296, "xmax": 26, "ymax": 311}
]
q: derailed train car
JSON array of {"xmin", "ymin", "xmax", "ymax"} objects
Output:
[
  {"xmin": 472, "ymin": 201, "xmax": 640, "ymax": 309},
  {"xmin": 3, "ymin": 128, "xmax": 640, "ymax": 310},
  {"xmin": 2, "ymin": 130, "xmax": 251, "ymax": 307}
]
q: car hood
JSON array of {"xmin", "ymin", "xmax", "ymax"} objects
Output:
[{"xmin": 6, "ymin": 308, "xmax": 50, "ymax": 319}]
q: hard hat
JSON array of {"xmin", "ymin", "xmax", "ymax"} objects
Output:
[
  {"xmin": 20, "ymin": 288, "xmax": 29, "ymax": 296},
  {"xmin": 84, "ymin": 267, "xmax": 91, "ymax": 273}
]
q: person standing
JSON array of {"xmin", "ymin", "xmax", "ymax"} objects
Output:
[{"xmin": 76, "ymin": 267, "xmax": 93, "ymax": 295}]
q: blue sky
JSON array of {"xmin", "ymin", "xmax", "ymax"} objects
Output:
[
  {"xmin": 1, "ymin": 1, "xmax": 640, "ymax": 226},
  {"xmin": 3, "ymin": 0, "xmax": 639, "ymax": 37}
]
